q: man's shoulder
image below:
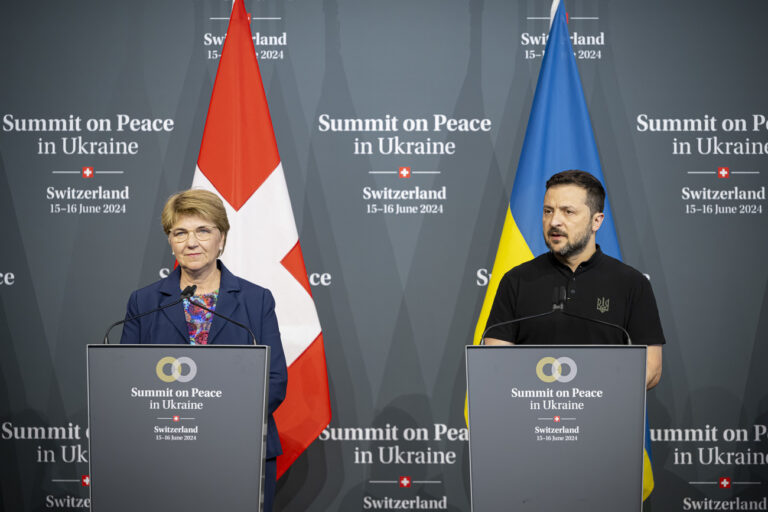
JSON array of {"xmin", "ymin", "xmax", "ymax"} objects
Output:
[
  {"xmin": 598, "ymin": 253, "xmax": 649, "ymax": 283},
  {"xmin": 502, "ymin": 253, "xmax": 552, "ymax": 280}
]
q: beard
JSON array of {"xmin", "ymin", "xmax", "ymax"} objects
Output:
[{"xmin": 545, "ymin": 223, "xmax": 592, "ymax": 259}]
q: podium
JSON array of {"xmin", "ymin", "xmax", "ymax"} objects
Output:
[
  {"xmin": 87, "ymin": 344, "xmax": 269, "ymax": 512},
  {"xmin": 466, "ymin": 345, "xmax": 647, "ymax": 511}
]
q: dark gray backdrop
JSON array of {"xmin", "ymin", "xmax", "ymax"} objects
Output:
[{"xmin": 1, "ymin": 0, "xmax": 766, "ymax": 510}]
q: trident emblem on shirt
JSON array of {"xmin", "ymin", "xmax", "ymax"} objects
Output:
[{"xmin": 596, "ymin": 297, "xmax": 610, "ymax": 314}]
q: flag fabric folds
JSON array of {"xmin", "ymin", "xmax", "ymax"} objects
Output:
[
  {"xmin": 193, "ymin": 0, "xmax": 331, "ymax": 478},
  {"xmin": 468, "ymin": 0, "xmax": 654, "ymax": 500}
]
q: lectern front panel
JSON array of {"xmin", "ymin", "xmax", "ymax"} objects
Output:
[
  {"xmin": 466, "ymin": 345, "xmax": 646, "ymax": 511},
  {"xmin": 87, "ymin": 345, "xmax": 269, "ymax": 512}
]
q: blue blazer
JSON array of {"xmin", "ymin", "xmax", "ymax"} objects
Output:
[{"xmin": 119, "ymin": 262, "xmax": 288, "ymax": 459}]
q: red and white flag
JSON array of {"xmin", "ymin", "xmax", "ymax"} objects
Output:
[{"xmin": 193, "ymin": 0, "xmax": 330, "ymax": 478}]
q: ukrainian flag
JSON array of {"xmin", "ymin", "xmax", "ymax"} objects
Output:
[{"xmin": 468, "ymin": 0, "xmax": 654, "ymax": 500}]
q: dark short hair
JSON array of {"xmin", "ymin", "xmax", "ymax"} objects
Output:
[{"xmin": 545, "ymin": 170, "xmax": 605, "ymax": 214}]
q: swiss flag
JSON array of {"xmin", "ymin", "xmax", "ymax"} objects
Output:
[
  {"xmin": 194, "ymin": 0, "xmax": 330, "ymax": 479},
  {"xmin": 82, "ymin": 166, "xmax": 94, "ymax": 178},
  {"xmin": 399, "ymin": 476, "xmax": 412, "ymax": 488},
  {"xmin": 719, "ymin": 477, "xmax": 731, "ymax": 489},
  {"xmin": 172, "ymin": 415, "xmax": 180, "ymax": 422},
  {"xmin": 718, "ymin": 167, "xmax": 730, "ymax": 179},
  {"xmin": 81, "ymin": 475, "xmax": 90, "ymax": 487},
  {"xmin": 399, "ymin": 166, "xmax": 411, "ymax": 178},
  {"xmin": 554, "ymin": 416, "xmax": 561, "ymax": 423}
]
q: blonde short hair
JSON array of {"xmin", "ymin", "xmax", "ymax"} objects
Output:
[{"xmin": 161, "ymin": 189, "xmax": 230, "ymax": 241}]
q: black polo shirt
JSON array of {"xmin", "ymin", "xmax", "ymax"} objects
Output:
[{"xmin": 485, "ymin": 247, "xmax": 666, "ymax": 346}]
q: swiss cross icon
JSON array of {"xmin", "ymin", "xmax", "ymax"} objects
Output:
[
  {"xmin": 399, "ymin": 476, "xmax": 411, "ymax": 488},
  {"xmin": 718, "ymin": 167, "xmax": 730, "ymax": 179},
  {"xmin": 173, "ymin": 415, "xmax": 180, "ymax": 422},
  {"xmin": 554, "ymin": 416, "xmax": 561, "ymax": 423},
  {"xmin": 399, "ymin": 167, "xmax": 411, "ymax": 178},
  {"xmin": 82, "ymin": 167, "xmax": 94, "ymax": 178},
  {"xmin": 719, "ymin": 477, "xmax": 731, "ymax": 489},
  {"xmin": 81, "ymin": 475, "xmax": 90, "ymax": 487}
]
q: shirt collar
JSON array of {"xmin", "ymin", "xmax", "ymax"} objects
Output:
[{"xmin": 548, "ymin": 245, "xmax": 604, "ymax": 274}]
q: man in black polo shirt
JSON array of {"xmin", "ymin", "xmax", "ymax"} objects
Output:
[{"xmin": 484, "ymin": 170, "xmax": 664, "ymax": 389}]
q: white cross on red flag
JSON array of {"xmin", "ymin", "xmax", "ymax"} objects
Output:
[{"xmin": 193, "ymin": 0, "xmax": 331, "ymax": 478}]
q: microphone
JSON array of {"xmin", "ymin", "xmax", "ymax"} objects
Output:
[
  {"xmin": 552, "ymin": 285, "xmax": 566, "ymax": 310},
  {"xmin": 481, "ymin": 286, "xmax": 632, "ymax": 345},
  {"xmin": 185, "ymin": 296, "xmax": 260, "ymax": 346},
  {"xmin": 102, "ymin": 285, "xmax": 197, "ymax": 344},
  {"xmin": 180, "ymin": 285, "xmax": 197, "ymax": 299},
  {"xmin": 553, "ymin": 283, "xmax": 632, "ymax": 344},
  {"xmin": 480, "ymin": 286, "xmax": 565, "ymax": 344},
  {"xmin": 559, "ymin": 309, "xmax": 633, "ymax": 345}
]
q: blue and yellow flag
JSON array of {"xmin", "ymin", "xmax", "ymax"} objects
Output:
[{"xmin": 468, "ymin": 0, "xmax": 654, "ymax": 500}]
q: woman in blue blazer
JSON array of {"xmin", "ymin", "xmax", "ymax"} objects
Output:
[{"xmin": 120, "ymin": 189, "xmax": 287, "ymax": 512}]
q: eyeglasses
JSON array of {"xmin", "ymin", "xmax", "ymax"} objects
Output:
[{"xmin": 170, "ymin": 226, "xmax": 218, "ymax": 243}]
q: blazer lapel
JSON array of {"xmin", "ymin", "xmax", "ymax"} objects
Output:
[
  {"xmin": 207, "ymin": 263, "xmax": 241, "ymax": 345},
  {"xmin": 159, "ymin": 268, "xmax": 189, "ymax": 343}
]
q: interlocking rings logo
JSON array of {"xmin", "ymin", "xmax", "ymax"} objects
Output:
[
  {"xmin": 536, "ymin": 357, "xmax": 577, "ymax": 383},
  {"xmin": 156, "ymin": 357, "xmax": 197, "ymax": 383}
]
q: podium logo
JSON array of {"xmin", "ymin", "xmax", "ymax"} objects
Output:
[
  {"xmin": 156, "ymin": 357, "xmax": 197, "ymax": 383},
  {"xmin": 536, "ymin": 357, "xmax": 577, "ymax": 383}
]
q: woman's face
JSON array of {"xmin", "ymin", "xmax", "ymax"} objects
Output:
[{"xmin": 168, "ymin": 214, "xmax": 225, "ymax": 275}]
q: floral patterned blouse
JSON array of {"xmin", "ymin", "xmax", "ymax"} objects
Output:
[{"xmin": 183, "ymin": 291, "xmax": 219, "ymax": 345}]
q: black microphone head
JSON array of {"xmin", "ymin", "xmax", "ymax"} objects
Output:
[
  {"xmin": 180, "ymin": 285, "xmax": 197, "ymax": 299},
  {"xmin": 552, "ymin": 285, "xmax": 567, "ymax": 310}
]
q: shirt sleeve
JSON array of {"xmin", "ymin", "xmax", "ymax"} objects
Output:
[
  {"xmin": 626, "ymin": 274, "xmax": 666, "ymax": 346},
  {"xmin": 484, "ymin": 272, "xmax": 519, "ymax": 343}
]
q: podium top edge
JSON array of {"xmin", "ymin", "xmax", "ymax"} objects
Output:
[
  {"xmin": 87, "ymin": 344, "xmax": 268, "ymax": 349},
  {"xmin": 465, "ymin": 344, "xmax": 646, "ymax": 350}
]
